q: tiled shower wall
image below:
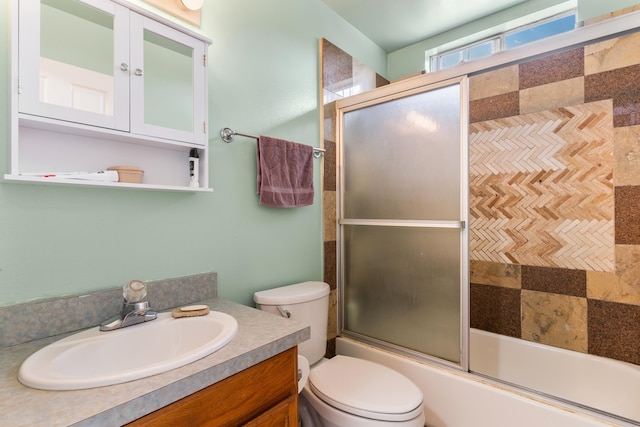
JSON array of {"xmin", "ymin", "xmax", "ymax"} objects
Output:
[
  {"xmin": 321, "ymin": 22, "xmax": 640, "ymax": 366},
  {"xmin": 469, "ymin": 30, "xmax": 640, "ymax": 365}
]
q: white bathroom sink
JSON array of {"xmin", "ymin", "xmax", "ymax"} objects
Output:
[{"xmin": 18, "ymin": 310, "xmax": 238, "ymax": 390}]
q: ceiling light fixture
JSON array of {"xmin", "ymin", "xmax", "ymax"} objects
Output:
[{"xmin": 181, "ymin": 0, "xmax": 203, "ymax": 11}]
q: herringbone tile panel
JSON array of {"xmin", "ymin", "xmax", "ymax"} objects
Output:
[{"xmin": 469, "ymin": 100, "xmax": 614, "ymax": 271}]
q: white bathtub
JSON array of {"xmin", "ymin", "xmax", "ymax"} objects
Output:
[
  {"xmin": 470, "ymin": 328, "xmax": 640, "ymax": 423},
  {"xmin": 337, "ymin": 329, "xmax": 639, "ymax": 427}
]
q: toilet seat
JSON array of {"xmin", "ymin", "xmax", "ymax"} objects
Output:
[{"xmin": 309, "ymin": 355, "xmax": 424, "ymax": 422}]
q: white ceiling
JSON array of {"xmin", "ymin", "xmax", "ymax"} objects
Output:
[{"xmin": 320, "ymin": 0, "xmax": 528, "ymax": 52}]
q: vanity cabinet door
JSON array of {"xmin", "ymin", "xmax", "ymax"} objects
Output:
[
  {"xmin": 127, "ymin": 347, "xmax": 298, "ymax": 427},
  {"xmin": 242, "ymin": 395, "xmax": 297, "ymax": 427},
  {"xmin": 129, "ymin": 13, "xmax": 207, "ymax": 145},
  {"xmin": 18, "ymin": 0, "xmax": 130, "ymax": 131}
]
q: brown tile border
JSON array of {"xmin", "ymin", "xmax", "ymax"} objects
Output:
[
  {"xmin": 470, "ymin": 283, "xmax": 521, "ymax": 338},
  {"xmin": 469, "ymin": 91, "xmax": 519, "ymax": 123},
  {"xmin": 615, "ymin": 185, "xmax": 640, "ymax": 244},
  {"xmin": 521, "ymin": 265, "xmax": 586, "ymax": 297},
  {"xmin": 323, "ymin": 139, "xmax": 336, "ymax": 191},
  {"xmin": 585, "ymin": 64, "xmax": 640, "ymax": 127},
  {"xmin": 519, "ymin": 48, "xmax": 584, "ymax": 90},
  {"xmin": 588, "ymin": 299, "xmax": 640, "ymax": 364},
  {"xmin": 322, "ymin": 39, "xmax": 353, "ymax": 89},
  {"xmin": 323, "ymin": 240, "xmax": 337, "ymax": 290}
]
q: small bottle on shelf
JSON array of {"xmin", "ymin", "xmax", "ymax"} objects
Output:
[{"xmin": 189, "ymin": 148, "xmax": 200, "ymax": 188}]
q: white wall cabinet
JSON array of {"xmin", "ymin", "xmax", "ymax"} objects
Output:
[{"xmin": 6, "ymin": 0, "xmax": 212, "ymax": 191}]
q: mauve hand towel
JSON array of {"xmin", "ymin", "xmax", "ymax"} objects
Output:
[{"xmin": 256, "ymin": 136, "xmax": 314, "ymax": 208}]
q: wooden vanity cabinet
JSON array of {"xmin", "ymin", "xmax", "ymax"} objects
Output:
[{"xmin": 127, "ymin": 347, "xmax": 298, "ymax": 427}]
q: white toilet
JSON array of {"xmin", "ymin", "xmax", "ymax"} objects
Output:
[{"xmin": 254, "ymin": 281, "xmax": 425, "ymax": 427}]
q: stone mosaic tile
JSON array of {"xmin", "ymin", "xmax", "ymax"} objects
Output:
[
  {"xmin": 323, "ymin": 103, "xmax": 336, "ymax": 139},
  {"xmin": 323, "ymin": 240, "xmax": 337, "ymax": 290},
  {"xmin": 469, "ymin": 91, "xmax": 519, "ymax": 123},
  {"xmin": 322, "ymin": 39, "xmax": 352, "ymax": 91},
  {"xmin": 323, "ymin": 139, "xmax": 336, "ymax": 191},
  {"xmin": 470, "ymin": 101, "xmax": 614, "ymax": 271},
  {"xmin": 615, "ymin": 244, "xmax": 640, "ymax": 296},
  {"xmin": 585, "ymin": 32, "xmax": 640, "ymax": 75},
  {"xmin": 519, "ymin": 77, "xmax": 584, "ymax": 115},
  {"xmin": 588, "ymin": 299, "xmax": 640, "ymax": 364},
  {"xmin": 469, "ymin": 64, "xmax": 519, "ymax": 101},
  {"xmin": 615, "ymin": 185, "xmax": 640, "ymax": 244},
  {"xmin": 587, "ymin": 270, "xmax": 640, "ymax": 305},
  {"xmin": 614, "ymin": 125, "xmax": 640, "ymax": 185},
  {"xmin": 323, "ymin": 190, "xmax": 336, "ymax": 241},
  {"xmin": 326, "ymin": 337, "xmax": 336, "ymax": 358},
  {"xmin": 376, "ymin": 73, "xmax": 390, "ymax": 88},
  {"xmin": 470, "ymin": 283, "xmax": 521, "ymax": 338},
  {"xmin": 521, "ymin": 290, "xmax": 588, "ymax": 352},
  {"xmin": 327, "ymin": 289, "xmax": 338, "ymax": 340},
  {"xmin": 522, "ymin": 265, "xmax": 586, "ymax": 297},
  {"xmin": 469, "ymin": 260, "xmax": 521, "ymax": 289},
  {"xmin": 585, "ymin": 64, "xmax": 640, "ymax": 127},
  {"xmin": 519, "ymin": 48, "xmax": 584, "ymax": 90}
]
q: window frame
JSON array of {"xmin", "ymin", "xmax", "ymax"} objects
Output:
[{"xmin": 428, "ymin": 10, "xmax": 577, "ymax": 73}]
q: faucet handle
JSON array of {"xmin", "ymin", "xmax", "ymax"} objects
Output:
[{"xmin": 123, "ymin": 280, "xmax": 147, "ymax": 303}]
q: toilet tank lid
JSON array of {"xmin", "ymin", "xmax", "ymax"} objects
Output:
[{"xmin": 254, "ymin": 281, "xmax": 329, "ymax": 305}]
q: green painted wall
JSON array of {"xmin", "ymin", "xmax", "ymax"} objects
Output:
[
  {"xmin": 6, "ymin": 0, "xmax": 634, "ymax": 309},
  {"xmin": 387, "ymin": 0, "xmax": 640, "ymax": 81},
  {"xmin": 0, "ymin": 0, "xmax": 386, "ymax": 307}
]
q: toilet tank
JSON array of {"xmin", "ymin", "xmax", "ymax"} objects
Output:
[{"xmin": 254, "ymin": 282, "xmax": 330, "ymax": 365}]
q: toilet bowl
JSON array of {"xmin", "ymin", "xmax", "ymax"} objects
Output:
[
  {"xmin": 254, "ymin": 282, "xmax": 425, "ymax": 427},
  {"xmin": 301, "ymin": 355, "xmax": 425, "ymax": 427}
]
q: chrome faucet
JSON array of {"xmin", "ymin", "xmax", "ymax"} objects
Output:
[{"xmin": 100, "ymin": 280, "xmax": 157, "ymax": 331}]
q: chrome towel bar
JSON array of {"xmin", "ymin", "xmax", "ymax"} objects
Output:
[{"xmin": 220, "ymin": 127, "xmax": 326, "ymax": 158}]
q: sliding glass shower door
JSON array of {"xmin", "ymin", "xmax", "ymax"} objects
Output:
[{"xmin": 337, "ymin": 77, "xmax": 468, "ymax": 367}]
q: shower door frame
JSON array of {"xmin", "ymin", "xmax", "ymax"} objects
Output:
[{"xmin": 335, "ymin": 75, "xmax": 470, "ymax": 371}]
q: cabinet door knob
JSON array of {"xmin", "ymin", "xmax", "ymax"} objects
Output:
[
  {"xmin": 134, "ymin": 68, "xmax": 144, "ymax": 76},
  {"xmin": 120, "ymin": 63, "xmax": 129, "ymax": 71}
]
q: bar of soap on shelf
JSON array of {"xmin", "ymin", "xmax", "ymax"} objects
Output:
[{"xmin": 107, "ymin": 166, "xmax": 144, "ymax": 183}]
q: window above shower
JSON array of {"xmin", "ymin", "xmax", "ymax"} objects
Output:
[{"xmin": 426, "ymin": 10, "xmax": 577, "ymax": 73}]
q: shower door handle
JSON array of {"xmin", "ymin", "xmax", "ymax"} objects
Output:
[{"xmin": 339, "ymin": 219, "xmax": 466, "ymax": 229}]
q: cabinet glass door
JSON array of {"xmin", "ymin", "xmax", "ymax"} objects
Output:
[
  {"xmin": 19, "ymin": 0, "xmax": 129, "ymax": 130},
  {"xmin": 130, "ymin": 14, "xmax": 206, "ymax": 145}
]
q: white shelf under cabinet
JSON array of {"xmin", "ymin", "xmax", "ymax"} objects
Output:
[
  {"xmin": 9, "ymin": 115, "xmax": 211, "ymax": 192},
  {"xmin": 2, "ymin": 174, "xmax": 213, "ymax": 192}
]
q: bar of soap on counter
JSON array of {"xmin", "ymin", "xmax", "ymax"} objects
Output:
[{"xmin": 171, "ymin": 304, "xmax": 210, "ymax": 318}]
